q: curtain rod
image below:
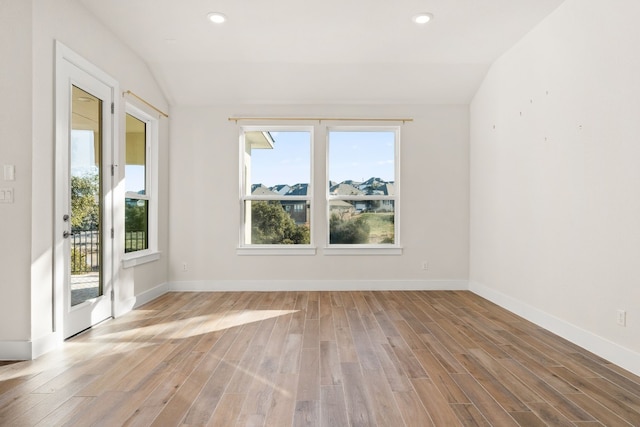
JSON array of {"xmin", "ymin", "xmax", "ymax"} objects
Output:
[
  {"xmin": 123, "ymin": 90, "xmax": 169, "ymax": 118},
  {"xmin": 228, "ymin": 117, "xmax": 413, "ymax": 124}
]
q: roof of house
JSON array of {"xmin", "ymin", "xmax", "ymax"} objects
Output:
[
  {"xmin": 329, "ymin": 200, "xmax": 355, "ymax": 209},
  {"xmin": 286, "ymin": 183, "xmax": 308, "ymax": 196},
  {"xmin": 361, "ymin": 177, "xmax": 382, "ymax": 186},
  {"xmin": 271, "ymin": 184, "xmax": 291, "ymax": 195},
  {"xmin": 251, "ymin": 186, "xmax": 279, "ymax": 196},
  {"xmin": 330, "ymin": 183, "xmax": 363, "ymax": 196},
  {"xmin": 382, "ymin": 183, "xmax": 395, "ymax": 196}
]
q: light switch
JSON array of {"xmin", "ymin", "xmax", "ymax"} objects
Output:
[
  {"xmin": 3, "ymin": 165, "xmax": 15, "ymax": 181},
  {"xmin": 0, "ymin": 188, "xmax": 13, "ymax": 203}
]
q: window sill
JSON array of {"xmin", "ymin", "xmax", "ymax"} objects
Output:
[
  {"xmin": 236, "ymin": 246, "xmax": 317, "ymax": 256},
  {"xmin": 323, "ymin": 246, "xmax": 403, "ymax": 256},
  {"xmin": 122, "ymin": 250, "xmax": 161, "ymax": 268}
]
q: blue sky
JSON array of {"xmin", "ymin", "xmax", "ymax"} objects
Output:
[
  {"xmin": 251, "ymin": 131, "xmax": 310, "ymax": 187},
  {"xmin": 328, "ymin": 131, "xmax": 395, "ymax": 184},
  {"xmin": 125, "ymin": 166, "xmax": 145, "ymax": 194},
  {"xmin": 250, "ymin": 130, "xmax": 395, "ymax": 187}
]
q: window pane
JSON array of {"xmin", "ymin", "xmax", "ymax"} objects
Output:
[
  {"xmin": 125, "ymin": 198, "xmax": 148, "ymax": 252},
  {"xmin": 245, "ymin": 131, "xmax": 310, "ymax": 197},
  {"xmin": 243, "ymin": 129, "xmax": 312, "ymax": 246},
  {"xmin": 328, "ymin": 131, "xmax": 395, "ymax": 190},
  {"xmin": 245, "ymin": 201, "xmax": 310, "ymax": 244},
  {"xmin": 125, "ymin": 114, "xmax": 146, "ymax": 194},
  {"xmin": 329, "ymin": 200, "xmax": 395, "ymax": 244}
]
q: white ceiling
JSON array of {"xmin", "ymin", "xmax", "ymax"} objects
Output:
[{"xmin": 79, "ymin": 0, "xmax": 565, "ymax": 106}]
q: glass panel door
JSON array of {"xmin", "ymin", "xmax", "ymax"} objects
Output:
[
  {"xmin": 56, "ymin": 42, "xmax": 115, "ymax": 339},
  {"xmin": 70, "ymin": 85, "xmax": 102, "ymax": 306}
]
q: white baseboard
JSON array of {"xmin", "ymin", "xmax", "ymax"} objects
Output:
[
  {"xmin": 114, "ymin": 296, "xmax": 137, "ymax": 318},
  {"xmin": 113, "ymin": 283, "xmax": 170, "ymax": 316},
  {"xmin": 168, "ymin": 279, "xmax": 469, "ymax": 292},
  {"xmin": 133, "ymin": 282, "xmax": 169, "ymax": 309},
  {"xmin": 469, "ymin": 280, "xmax": 640, "ymax": 377},
  {"xmin": 0, "ymin": 332, "xmax": 62, "ymax": 361},
  {"xmin": 0, "ymin": 340, "xmax": 33, "ymax": 361}
]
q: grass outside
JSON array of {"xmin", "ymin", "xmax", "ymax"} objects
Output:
[{"xmin": 357, "ymin": 212, "xmax": 394, "ymax": 244}]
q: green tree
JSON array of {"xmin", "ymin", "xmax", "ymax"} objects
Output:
[
  {"xmin": 329, "ymin": 213, "xmax": 370, "ymax": 244},
  {"xmin": 125, "ymin": 199, "xmax": 147, "ymax": 232},
  {"xmin": 251, "ymin": 201, "xmax": 310, "ymax": 244},
  {"xmin": 71, "ymin": 174, "xmax": 99, "ymax": 229}
]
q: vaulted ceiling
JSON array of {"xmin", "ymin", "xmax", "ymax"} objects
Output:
[{"xmin": 79, "ymin": 0, "xmax": 565, "ymax": 106}]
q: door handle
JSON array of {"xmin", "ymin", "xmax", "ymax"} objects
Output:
[
  {"xmin": 63, "ymin": 231, "xmax": 72, "ymax": 239},
  {"xmin": 63, "ymin": 214, "xmax": 70, "ymax": 222}
]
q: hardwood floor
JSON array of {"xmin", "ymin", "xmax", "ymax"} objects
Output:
[{"xmin": 1, "ymin": 291, "xmax": 639, "ymax": 426}]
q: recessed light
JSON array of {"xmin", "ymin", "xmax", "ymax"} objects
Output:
[
  {"xmin": 207, "ymin": 12, "xmax": 227, "ymax": 24},
  {"xmin": 413, "ymin": 13, "xmax": 433, "ymax": 24}
]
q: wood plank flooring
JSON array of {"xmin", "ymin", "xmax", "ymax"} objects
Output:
[{"xmin": 1, "ymin": 291, "xmax": 639, "ymax": 426}]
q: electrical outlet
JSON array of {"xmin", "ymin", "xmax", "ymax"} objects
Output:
[
  {"xmin": 421, "ymin": 261, "xmax": 428, "ymax": 271},
  {"xmin": 617, "ymin": 309, "xmax": 626, "ymax": 327},
  {"xmin": 182, "ymin": 262, "xmax": 188, "ymax": 272}
]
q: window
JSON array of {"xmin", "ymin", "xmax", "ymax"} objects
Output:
[
  {"xmin": 239, "ymin": 127, "xmax": 313, "ymax": 252},
  {"xmin": 123, "ymin": 105, "xmax": 159, "ymax": 265},
  {"xmin": 237, "ymin": 124, "xmax": 401, "ymax": 255},
  {"xmin": 327, "ymin": 128, "xmax": 399, "ymax": 247}
]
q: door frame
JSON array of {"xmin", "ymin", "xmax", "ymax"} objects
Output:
[{"xmin": 54, "ymin": 41, "xmax": 119, "ymax": 337}]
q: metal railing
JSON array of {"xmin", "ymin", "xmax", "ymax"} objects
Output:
[
  {"xmin": 125, "ymin": 231, "xmax": 147, "ymax": 253},
  {"xmin": 70, "ymin": 228, "xmax": 148, "ymax": 273},
  {"xmin": 70, "ymin": 227, "xmax": 100, "ymax": 274}
]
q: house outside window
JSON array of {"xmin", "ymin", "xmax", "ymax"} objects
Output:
[
  {"xmin": 239, "ymin": 127, "xmax": 313, "ymax": 250},
  {"xmin": 327, "ymin": 128, "xmax": 399, "ymax": 247}
]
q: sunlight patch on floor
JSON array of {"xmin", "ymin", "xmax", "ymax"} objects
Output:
[{"xmin": 93, "ymin": 309, "xmax": 299, "ymax": 341}]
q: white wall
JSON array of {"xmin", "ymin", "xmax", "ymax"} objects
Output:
[
  {"xmin": 0, "ymin": 0, "xmax": 33, "ymax": 342},
  {"xmin": 0, "ymin": 0, "xmax": 169, "ymax": 357},
  {"xmin": 470, "ymin": 0, "xmax": 640, "ymax": 372},
  {"xmin": 169, "ymin": 105, "xmax": 469, "ymax": 288}
]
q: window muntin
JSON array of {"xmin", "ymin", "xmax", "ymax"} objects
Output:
[
  {"xmin": 327, "ymin": 129, "xmax": 399, "ymax": 246},
  {"xmin": 241, "ymin": 128, "xmax": 312, "ymax": 246},
  {"xmin": 124, "ymin": 110, "xmax": 154, "ymax": 255}
]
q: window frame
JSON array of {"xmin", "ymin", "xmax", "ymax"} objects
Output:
[
  {"xmin": 237, "ymin": 125, "xmax": 316, "ymax": 255},
  {"xmin": 325, "ymin": 126, "xmax": 402, "ymax": 255},
  {"xmin": 122, "ymin": 104, "xmax": 160, "ymax": 267}
]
